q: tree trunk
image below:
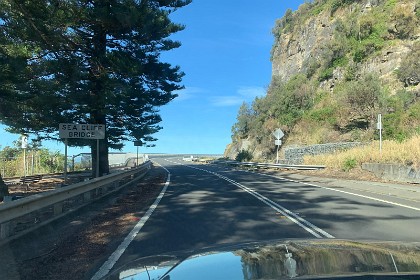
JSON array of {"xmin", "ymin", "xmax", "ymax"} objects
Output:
[
  {"xmin": 0, "ymin": 174, "xmax": 9, "ymax": 201},
  {"xmin": 90, "ymin": 0, "xmax": 110, "ymax": 178},
  {"xmin": 91, "ymin": 136, "xmax": 109, "ymax": 178}
]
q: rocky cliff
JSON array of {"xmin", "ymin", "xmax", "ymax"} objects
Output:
[
  {"xmin": 271, "ymin": 0, "xmax": 418, "ymax": 92},
  {"xmin": 225, "ymin": 0, "xmax": 419, "ymax": 160}
]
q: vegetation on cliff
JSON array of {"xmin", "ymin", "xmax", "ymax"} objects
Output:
[{"xmin": 227, "ymin": 0, "xmax": 419, "ymax": 160}]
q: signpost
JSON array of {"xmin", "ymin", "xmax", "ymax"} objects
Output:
[
  {"xmin": 21, "ymin": 135, "xmax": 28, "ymax": 179},
  {"xmin": 59, "ymin": 123, "xmax": 106, "ymax": 181},
  {"xmin": 273, "ymin": 128, "xmax": 284, "ymax": 163}
]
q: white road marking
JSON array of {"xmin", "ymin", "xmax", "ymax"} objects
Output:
[
  {"xmin": 296, "ymin": 180, "xmax": 420, "ymax": 212},
  {"xmin": 91, "ymin": 162, "xmax": 171, "ymax": 280},
  {"xmin": 167, "ymin": 159, "xmax": 334, "ymax": 239},
  {"xmin": 249, "ymin": 171, "xmax": 420, "ymax": 212}
]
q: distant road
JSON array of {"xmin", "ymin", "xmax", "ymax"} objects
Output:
[{"xmin": 109, "ymin": 156, "xmax": 420, "ymax": 270}]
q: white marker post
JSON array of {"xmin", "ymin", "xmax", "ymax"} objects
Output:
[
  {"xmin": 96, "ymin": 139, "xmax": 100, "ymax": 178},
  {"xmin": 377, "ymin": 114, "xmax": 382, "ymax": 156},
  {"xmin": 64, "ymin": 138, "xmax": 68, "ymax": 184},
  {"xmin": 21, "ymin": 135, "xmax": 28, "ymax": 178}
]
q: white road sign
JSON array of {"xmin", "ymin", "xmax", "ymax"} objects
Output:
[
  {"xmin": 59, "ymin": 123, "xmax": 105, "ymax": 139},
  {"xmin": 21, "ymin": 135, "xmax": 28, "ymax": 149},
  {"xmin": 376, "ymin": 114, "xmax": 382, "ymax": 130},
  {"xmin": 275, "ymin": 139, "xmax": 282, "ymax": 146},
  {"xmin": 273, "ymin": 128, "xmax": 284, "ymax": 140}
]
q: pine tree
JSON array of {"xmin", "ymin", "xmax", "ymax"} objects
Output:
[{"xmin": 0, "ymin": 0, "xmax": 190, "ymax": 176}]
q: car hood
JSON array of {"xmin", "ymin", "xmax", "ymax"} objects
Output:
[{"xmin": 103, "ymin": 239, "xmax": 420, "ymax": 280}]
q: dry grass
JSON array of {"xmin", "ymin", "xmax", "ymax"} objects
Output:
[{"xmin": 304, "ymin": 135, "xmax": 420, "ymax": 170}]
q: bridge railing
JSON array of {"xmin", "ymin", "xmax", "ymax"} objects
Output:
[{"xmin": 0, "ymin": 161, "xmax": 151, "ymax": 241}]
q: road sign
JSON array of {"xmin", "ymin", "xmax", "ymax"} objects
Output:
[
  {"xmin": 275, "ymin": 139, "xmax": 282, "ymax": 146},
  {"xmin": 376, "ymin": 114, "xmax": 382, "ymax": 130},
  {"xmin": 273, "ymin": 128, "xmax": 284, "ymax": 140},
  {"xmin": 21, "ymin": 135, "xmax": 28, "ymax": 149},
  {"xmin": 59, "ymin": 123, "xmax": 105, "ymax": 139}
]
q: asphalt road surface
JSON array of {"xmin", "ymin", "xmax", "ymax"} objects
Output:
[{"xmin": 94, "ymin": 157, "xmax": 420, "ymax": 279}]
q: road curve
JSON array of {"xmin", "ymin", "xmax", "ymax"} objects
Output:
[{"xmin": 105, "ymin": 157, "xmax": 419, "ymax": 274}]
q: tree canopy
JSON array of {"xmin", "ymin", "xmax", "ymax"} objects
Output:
[{"xmin": 0, "ymin": 0, "xmax": 191, "ymax": 176}]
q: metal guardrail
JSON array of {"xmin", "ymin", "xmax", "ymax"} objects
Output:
[
  {"xmin": 215, "ymin": 160, "xmax": 325, "ymax": 170},
  {"xmin": 0, "ymin": 161, "xmax": 152, "ymax": 240}
]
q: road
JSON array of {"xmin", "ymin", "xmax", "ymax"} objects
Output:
[{"xmin": 93, "ymin": 157, "xmax": 420, "ymax": 278}]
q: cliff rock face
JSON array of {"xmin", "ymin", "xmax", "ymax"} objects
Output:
[
  {"xmin": 272, "ymin": 12, "xmax": 335, "ymax": 82},
  {"xmin": 271, "ymin": 0, "xmax": 418, "ymax": 91},
  {"xmin": 225, "ymin": 0, "xmax": 420, "ymax": 160}
]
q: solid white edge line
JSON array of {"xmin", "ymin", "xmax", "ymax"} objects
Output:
[
  {"xmin": 240, "ymin": 168, "xmax": 420, "ymax": 212},
  {"xmin": 167, "ymin": 159, "xmax": 334, "ymax": 239},
  {"xmin": 270, "ymin": 176, "xmax": 420, "ymax": 212},
  {"xmin": 91, "ymin": 161, "xmax": 170, "ymax": 280}
]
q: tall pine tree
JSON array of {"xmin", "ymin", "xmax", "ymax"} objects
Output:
[{"xmin": 0, "ymin": 0, "xmax": 190, "ymax": 176}]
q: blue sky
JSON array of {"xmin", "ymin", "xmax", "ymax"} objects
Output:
[{"xmin": 0, "ymin": 0, "xmax": 305, "ymax": 155}]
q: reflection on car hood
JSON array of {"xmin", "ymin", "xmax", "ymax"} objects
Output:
[{"xmin": 104, "ymin": 239, "xmax": 420, "ymax": 280}]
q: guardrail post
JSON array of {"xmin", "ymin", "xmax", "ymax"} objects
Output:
[
  {"xmin": 1, "ymin": 222, "xmax": 11, "ymax": 239},
  {"xmin": 53, "ymin": 202, "xmax": 63, "ymax": 216}
]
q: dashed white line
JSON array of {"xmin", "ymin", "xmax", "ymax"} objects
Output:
[{"xmin": 91, "ymin": 162, "xmax": 171, "ymax": 280}]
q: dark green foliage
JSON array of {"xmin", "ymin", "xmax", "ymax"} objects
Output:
[
  {"xmin": 0, "ymin": 0, "xmax": 191, "ymax": 176},
  {"xmin": 381, "ymin": 90, "xmax": 419, "ymax": 141},
  {"xmin": 319, "ymin": 68, "xmax": 334, "ymax": 82},
  {"xmin": 231, "ymin": 74, "xmax": 315, "ymax": 152},
  {"xmin": 383, "ymin": 113, "xmax": 409, "ymax": 142},
  {"xmin": 235, "ymin": 149, "xmax": 253, "ymax": 162},
  {"xmin": 267, "ymin": 75, "xmax": 315, "ymax": 126},
  {"xmin": 232, "ymin": 102, "xmax": 253, "ymax": 138},
  {"xmin": 341, "ymin": 74, "xmax": 384, "ymax": 125},
  {"xmin": 306, "ymin": 107, "xmax": 337, "ymax": 125}
]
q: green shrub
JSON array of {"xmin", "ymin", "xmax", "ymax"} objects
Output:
[
  {"xmin": 319, "ymin": 67, "xmax": 334, "ymax": 81},
  {"xmin": 236, "ymin": 149, "xmax": 253, "ymax": 162},
  {"xmin": 307, "ymin": 107, "xmax": 337, "ymax": 125},
  {"xmin": 342, "ymin": 158, "xmax": 357, "ymax": 172}
]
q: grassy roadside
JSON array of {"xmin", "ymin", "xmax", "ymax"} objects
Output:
[{"xmin": 303, "ymin": 135, "xmax": 420, "ymax": 172}]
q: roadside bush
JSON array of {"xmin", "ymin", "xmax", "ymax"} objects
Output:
[
  {"xmin": 342, "ymin": 158, "xmax": 357, "ymax": 172},
  {"xmin": 236, "ymin": 149, "xmax": 253, "ymax": 162}
]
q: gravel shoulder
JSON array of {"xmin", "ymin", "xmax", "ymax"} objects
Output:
[{"xmin": 0, "ymin": 165, "xmax": 167, "ymax": 280}]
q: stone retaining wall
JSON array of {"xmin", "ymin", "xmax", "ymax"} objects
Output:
[{"xmin": 284, "ymin": 142, "xmax": 363, "ymax": 164}]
